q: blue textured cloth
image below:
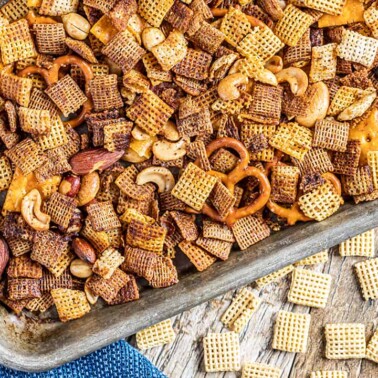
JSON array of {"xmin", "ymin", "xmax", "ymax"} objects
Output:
[{"xmin": 0, "ymin": 340, "xmax": 167, "ymax": 378}]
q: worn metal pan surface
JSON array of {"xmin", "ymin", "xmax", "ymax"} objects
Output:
[{"xmin": 0, "ymin": 200, "xmax": 378, "ymax": 372}]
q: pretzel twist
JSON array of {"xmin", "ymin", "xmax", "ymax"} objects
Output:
[
  {"xmin": 194, "ymin": 137, "xmax": 271, "ymax": 227},
  {"xmin": 18, "ymin": 55, "xmax": 93, "ymax": 128},
  {"xmin": 265, "ymin": 156, "xmax": 342, "ymax": 225}
]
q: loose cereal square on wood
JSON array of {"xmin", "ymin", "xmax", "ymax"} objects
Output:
[
  {"xmin": 136, "ymin": 319, "xmax": 175, "ymax": 350},
  {"xmin": 355, "ymin": 257, "xmax": 378, "ymax": 300},
  {"xmin": 241, "ymin": 363, "xmax": 281, "ymax": 378},
  {"xmin": 255, "ymin": 265, "xmax": 294, "ymax": 287},
  {"xmin": 310, "ymin": 371, "xmax": 348, "ymax": 378},
  {"xmin": 339, "ymin": 229, "xmax": 375, "ymax": 257}
]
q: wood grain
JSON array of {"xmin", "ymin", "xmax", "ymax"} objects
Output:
[{"xmin": 140, "ymin": 233, "xmax": 378, "ymax": 378}]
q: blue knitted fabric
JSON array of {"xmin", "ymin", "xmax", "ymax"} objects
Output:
[{"xmin": 0, "ymin": 340, "xmax": 167, "ymax": 378}]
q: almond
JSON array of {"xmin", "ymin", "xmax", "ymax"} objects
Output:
[
  {"xmin": 69, "ymin": 148, "xmax": 124, "ymax": 175},
  {"xmin": 0, "ymin": 238, "xmax": 9, "ymax": 279},
  {"xmin": 72, "ymin": 237, "xmax": 97, "ymax": 264}
]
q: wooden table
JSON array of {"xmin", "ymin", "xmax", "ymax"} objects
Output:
[{"xmin": 131, "ymin": 235, "xmax": 378, "ymax": 378}]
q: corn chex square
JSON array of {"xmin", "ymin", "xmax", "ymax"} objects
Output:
[
  {"xmin": 355, "ymin": 257, "xmax": 378, "ymax": 300},
  {"xmin": 294, "ymin": 250, "xmax": 329, "ymax": 266},
  {"xmin": 242, "ymin": 363, "xmax": 281, "ymax": 378},
  {"xmin": 136, "ymin": 319, "xmax": 175, "ymax": 350},
  {"xmin": 366, "ymin": 327, "xmax": 378, "ymax": 363},
  {"xmin": 325, "ymin": 323, "xmax": 366, "ymax": 359},
  {"xmin": 203, "ymin": 332, "xmax": 241, "ymax": 372},
  {"xmin": 339, "ymin": 230, "xmax": 375, "ymax": 257},
  {"xmin": 288, "ymin": 268, "xmax": 332, "ymax": 308},
  {"xmin": 255, "ymin": 265, "xmax": 294, "ymax": 288},
  {"xmin": 272, "ymin": 310, "xmax": 311, "ymax": 353},
  {"xmin": 310, "ymin": 372, "xmax": 348, "ymax": 378},
  {"xmin": 172, "ymin": 163, "xmax": 217, "ymax": 211}
]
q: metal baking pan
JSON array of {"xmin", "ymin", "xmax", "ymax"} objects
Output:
[{"xmin": 1, "ymin": 200, "xmax": 378, "ymax": 372}]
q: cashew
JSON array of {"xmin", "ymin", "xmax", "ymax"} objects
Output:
[
  {"xmin": 152, "ymin": 138, "xmax": 187, "ymax": 161},
  {"xmin": 160, "ymin": 120, "xmax": 180, "ymax": 142},
  {"xmin": 21, "ymin": 189, "xmax": 50, "ymax": 231},
  {"xmin": 77, "ymin": 172, "xmax": 100, "ymax": 206},
  {"xmin": 84, "ymin": 280, "xmax": 98, "ymax": 305},
  {"xmin": 142, "ymin": 27, "xmax": 166, "ymax": 51},
  {"xmin": 255, "ymin": 68, "xmax": 278, "ymax": 86},
  {"xmin": 338, "ymin": 89, "xmax": 377, "ymax": 121},
  {"xmin": 296, "ymin": 82, "xmax": 329, "ymax": 127},
  {"xmin": 123, "ymin": 147, "xmax": 149, "ymax": 163},
  {"xmin": 275, "ymin": 67, "xmax": 308, "ymax": 96},
  {"xmin": 130, "ymin": 136, "xmax": 156, "ymax": 158},
  {"xmin": 62, "ymin": 13, "xmax": 90, "ymax": 40},
  {"xmin": 131, "ymin": 126, "xmax": 151, "ymax": 141},
  {"xmin": 136, "ymin": 167, "xmax": 175, "ymax": 192},
  {"xmin": 217, "ymin": 73, "xmax": 248, "ymax": 101},
  {"xmin": 265, "ymin": 56, "xmax": 283, "ymax": 74}
]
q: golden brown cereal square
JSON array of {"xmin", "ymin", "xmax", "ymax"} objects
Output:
[
  {"xmin": 165, "ymin": 0, "xmax": 193, "ymax": 33},
  {"xmin": 7, "ymin": 278, "xmax": 41, "ymax": 300},
  {"xmin": 108, "ymin": 0, "xmax": 137, "ymax": 31},
  {"xmin": 123, "ymin": 245, "xmax": 158, "ymax": 281},
  {"xmin": 272, "ymin": 310, "xmax": 311, "ymax": 353},
  {"xmin": 18, "ymin": 107, "xmax": 51, "ymax": 135},
  {"xmin": 170, "ymin": 211, "xmax": 198, "ymax": 242},
  {"xmin": 288, "ymin": 268, "xmax": 332, "ymax": 308},
  {"xmin": 7, "ymin": 239, "xmax": 32, "ymax": 258},
  {"xmin": 172, "ymin": 48, "xmax": 211, "ymax": 80},
  {"xmin": 294, "ymin": 250, "xmax": 329, "ymax": 266},
  {"xmin": 325, "ymin": 323, "xmax": 366, "ymax": 359},
  {"xmin": 90, "ymin": 74, "xmax": 123, "ymax": 112},
  {"xmin": 177, "ymin": 108, "xmax": 213, "ymax": 137},
  {"xmin": 342, "ymin": 165, "xmax": 374, "ymax": 196},
  {"xmin": 108, "ymin": 274, "xmax": 140, "ymax": 304},
  {"xmin": 337, "ymin": 29, "xmax": 378, "ymax": 67},
  {"xmin": 292, "ymin": 148, "xmax": 334, "ymax": 175},
  {"xmin": 209, "ymin": 181, "xmax": 236, "ymax": 219},
  {"xmin": 93, "ymin": 247, "xmax": 125, "ymax": 279},
  {"xmin": 29, "ymin": 88, "xmax": 59, "ymax": 116},
  {"xmin": 209, "ymin": 148, "xmax": 239, "ymax": 173},
  {"xmin": 34, "ymin": 148, "xmax": 71, "ymax": 182},
  {"xmin": 31, "ymin": 231, "xmax": 68, "ymax": 270},
  {"xmin": 241, "ymin": 363, "xmax": 281, "ymax": 378},
  {"xmin": 364, "ymin": 4, "xmax": 378, "ymax": 39},
  {"xmin": 355, "ymin": 257, "xmax": 378, "ymax": 300},
  {"xmin": 0, "ymin": 155, "xmax": 13, "ymax": 191},
  {"xmin": 0, "ymin": 19, "xmax": 37, "ymax": 64},
  {"xmin": 203, "ymin": 332, "xmax": 241, "ymax": 372},
  {"xmin": 142, "ymin": 52, "xmax": 172, "ymax": 83},
  {"xmin": 196, "ymin": 237, "xmax": 233, "ymax": 261},
  {"xmin": 5, "ymin": 138, "xmax": 47, "ymax": 175},
  {"xmin": 44, "ymin": 192, "xmax": 78, "ymax": 229},
  {"xmin": 0, "ymin": 0, "xmax": 28, "ymax": 21},
  {"xmin": 139, "ymin": 0, "xmax": 174, "ymax": 27},
  {"xmin": 149, "ymin": 256, "xmax": 178, "ymax": 288},
  {"xmin": 283, "ymin": 29, "xmax": 311, "ymax": 66},
  {"xmin": 274, "ymin": 5, "xmax": 314, "ymax": 47},
  {"xmin": 313, "ymin": 119, "xmax": 349, "ymax": 152},
  {"xmin": 127, "ymin": 220, "xmax": 166, "ymax": 254},
  {"xmin": 65, "ymin": 38, "xmax": 98, "ymax": 64},
  {"xmin": 190, "ymin": 21, "xmax": 225, "ymax": 54},
  {"xmin": 246, "ymin": 83, "xmax": 282, "ymax": 125},
  {"xmin": 86, "ymin": 268, "xmax": 130, "ymax": 302},
  {"xmin": 87, "ymin": 201, "xmax": 121, "ymax": 232},
  {"xmin": 45, "ymin": 75, "xmax": 87, "ymax": 117},
  {"xmin": 271, "ymin": 165, "xmax": 300, "ymax": 204},
  {"xmin": 255, "ymin": 265, "xmax": 294, "ymax": 287},
  {"xmin": 327, "ymin": 86, "xmax": 363, "ymax": 117},
  {"xmin": 151, "ymin": 30, "xmax": 187, "ymax": 71},
  {"xmin": 36, "ymin": 115, "xmax": 68, "ymax": 151},
  {"xmin": 40, "ymin": 270, "xmax": 73, "ymax": 292},
  {"xmin": 127, "ymin": 90, "xmax": 174, "ymax": 136},
  {"xmin": 339, "ymin": 230, "xmax": 375, "ymax": 257},
  {"xmin": 178, "ymin": 240, "xmax": 216, "ymax": 271},
  {"xmin": 7, "ymin": 255, "xmax": 43, "ymax": 279},
  {"xmin": 0, "ymin": 71, "xmax": 33, "ymax": 107},
  {"xmin": 40, "ymin": 0, "xmax": 79, "ymax": 16},
  {"xmin": 232, "ymin": 216, "xmax": 270, "ymax": 251},
  {"xmin": 83, "ymin": 0, "xmax": 117, "ymax": 12},
  {"xmin": 270, "ymin": 123, "xmax": 312, "ymax": 160},
  {"xmin": 102, "ymin": 30, "xmax": 145, "ymax": 73},
  {"xmin": 33, "ymin": 23, "xmax": 67, "ymax": 56},
  {"xmin": 171, "ymin": 162, "xmax": 217, "ymax": 211},
  {"xmin": 136, "ymin": 319, "xmax": 175, "ymax": 350},
  {"xmin": 26, "ymin": 293, "xmax": 54, "ymax": 313},
  {"xmin": 220, "ymin": 7, "xmax": 251, "ymax": 47},
  {"xmin": 51, "ymin": 288, "xmax": 90, "ymax": 322},
  {"xmin": 310, "ymin": 43, "xmax": 337, "ymax": 83},
  {"xmin": 48, "ymin": 246, "xmax": 75, "ymax": 278},
  {"xmin": 103, "ymin": 120, "xmax": 132, "ymax": 152},
  {"xmin": 333, "ymin": 140, "xmax": 361, "ymax": 176},
  {"xmin": 203, "ymin": 220, "xmax": 235, "ymax": 242}
]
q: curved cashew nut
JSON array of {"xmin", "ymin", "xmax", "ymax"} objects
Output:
[
  {"xmin": 265, "ymin": 56, "xmax": 283, "ymax": 74},
  {"xmin": 152, "ymin": 139, "xmax": 187, "ymax": 161},
  {"xmin": 276, "ymin": 67, "xmax": 308, "ymax": 96},
  {"xmin": 136, "ymin": 167, "xmax": 175, "ymax": 193},
  {"xmin": 255, "ymin": 68, "xmax": 278, "ymax": 86},
  {"xmin": 159, "ymin": 120, "xmax": 180, "ymax": 142},
  {"xmin": 217, "ymin": 73, "xmax": 248, "ymax": 101},
  {"xmin": 296, "ymin": 82, "xmax": 329, "ymax": 127},
  {"xmin": 21, "ymin": 189, "xmax": 51, "ymax": 231}
]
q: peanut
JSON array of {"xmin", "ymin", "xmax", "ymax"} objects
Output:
[
  {"xmin": 62, "ymin": 13, "xmax": 90, "ymax": 40},
  {"xmin": 70, "ymin": 259, "xmax": 93, "ymax": 279}
]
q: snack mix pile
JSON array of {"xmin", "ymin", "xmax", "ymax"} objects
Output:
[{"xmin": 0, "ymin": 0, "xmax": 377, "ymax": 324}]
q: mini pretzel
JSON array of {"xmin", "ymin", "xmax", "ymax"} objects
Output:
[
  {"xmin": 265, "ymin": 157, "xmax": 342, "ymax": 225},
  {"xmin": 194, "ymin": 137, "xmax": 271, "ymax": 226},
  {"xmin": 18, "ymin": 55, "xmax": 93, "ymax": 128}
]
